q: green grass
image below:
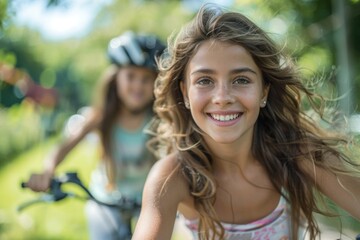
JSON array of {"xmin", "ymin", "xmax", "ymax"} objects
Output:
[{"xmin": 0, "ymin": 138, "xmax": 98, "ymax": 240}]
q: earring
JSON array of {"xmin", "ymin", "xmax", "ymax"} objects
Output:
[
  {"xmin": 260, "ymin": 100, "xmax": 267, "ymax": 108},
  {"xmin": 184, "ymin": 100, "xmax": 190, "ymax": 109}
]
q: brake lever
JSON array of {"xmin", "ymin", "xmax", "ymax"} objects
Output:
[
  {"xmin": 49, "ymin": 178, "xmax": 68, "ymax": 201},
  {"xmin": 62, "ymin": 172, "xmax": 96, "ymax": 199},
  {"xmin": 17, "ymin": 194, "xmax": 56, "ymax": 212},
  {"xmin": 60, "ymin": 173, "xmax": 130, "ymax": 208}
]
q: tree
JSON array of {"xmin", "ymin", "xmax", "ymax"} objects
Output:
[{"xmin": 261, "ymin": 0, "xmax": 360, "ymax": 114}]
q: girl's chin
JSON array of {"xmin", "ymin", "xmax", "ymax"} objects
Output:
[
  {"xmin": 125, "ymin": 103, "xmax": 151, "ymax": 114},
  {"xmin": 205, "ymin": 134, "xmax": 241, "ymax": 145}
]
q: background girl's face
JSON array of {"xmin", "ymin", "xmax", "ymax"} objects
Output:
[
  {"xmin": 181, "ymin": 40, "xmax": 269, "ymax": 145},
  {"xmin": 116, "ymin": 66, "xmax": 156, "ymax": 113}
]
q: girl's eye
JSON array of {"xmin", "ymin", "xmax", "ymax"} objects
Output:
[
  {"xmin": 196, "ymin": 78, "xmax": 213, "ymax": 86},
  {"xmin": 233, "ymin": 77, "xmax": 250, "ymax": 85}
]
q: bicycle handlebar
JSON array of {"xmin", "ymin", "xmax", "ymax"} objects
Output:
[{"xmin": 19, "ymin": 172, "xmax": 141, "ymax": 212}]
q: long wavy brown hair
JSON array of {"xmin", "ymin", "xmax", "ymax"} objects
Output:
[{"xmin": 152, "ymin": 5, "xmax": 359, "ymax": 240}]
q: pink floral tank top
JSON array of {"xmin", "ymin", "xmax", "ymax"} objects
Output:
[{"xmin": 183, "ymin": 195, "xmax": 305, "ymax": 240}]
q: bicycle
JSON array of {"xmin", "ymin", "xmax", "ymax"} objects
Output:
[{"xmin": 19, "ymin": 172, "xmax": 141, "ymax": 240}]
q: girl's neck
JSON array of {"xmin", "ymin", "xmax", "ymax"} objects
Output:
[
  {"xmin": 206, "ymin": 137, "xmax": 256, "ymax": 175},
  {"xmin": 117, "ymin": 107, "xmax": 149, "ymax": 132}
]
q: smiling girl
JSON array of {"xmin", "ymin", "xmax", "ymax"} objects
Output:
[{"xmin": 132, "ymin": 5, "xmax": 360, "ymax": 240}]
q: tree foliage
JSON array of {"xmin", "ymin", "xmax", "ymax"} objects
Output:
[
  {"xmin": 0, "ymin": 0, "xmax": 360, "ymax": 160},
  {"xmin": 258, "ymin": 0, "xmax": 360, "ymax": 112}
]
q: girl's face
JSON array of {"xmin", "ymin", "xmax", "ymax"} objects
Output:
[
  {"xmin": 116, "ymin": 66, "xmax": 156, "ymax": 113},
  {"xmin": 181, "ymin": 40, "xmax": 269, "ymax": 145}
]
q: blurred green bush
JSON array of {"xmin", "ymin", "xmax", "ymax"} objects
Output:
[{"xmin": 0, "ymin": 101, "xmax": 43, "ymax": 165}]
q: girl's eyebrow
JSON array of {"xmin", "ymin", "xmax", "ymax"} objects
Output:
[{"xmin": 190, "ymin": 67, "xmax": 257, "ymax": 76}]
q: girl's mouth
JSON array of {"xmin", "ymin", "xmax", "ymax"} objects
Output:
[{"xmin": 208, "ymin": 113, "xmax": 242, "ymax": 122}]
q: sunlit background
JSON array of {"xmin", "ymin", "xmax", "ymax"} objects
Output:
[{"xmin": 1, "ymin": 0, "xmax": 360, "ymax": 239}]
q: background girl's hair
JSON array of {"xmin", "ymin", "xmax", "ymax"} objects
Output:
[
  {"xmin": 93, "ymin": 65, "xmax": 120, "ymax": 188},
  {"xmin": 152, "ymin": 4, "xmax": 359, "ymax": 240}
]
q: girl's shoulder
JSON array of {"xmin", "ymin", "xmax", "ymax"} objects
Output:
[
  {"xmin": 85, "ymin": 107, "xmax": 101, "ymax": 124},
  {"xmin": 143, "ymin": 153, "xmax": 190, "ymax": 203},
  {"xmin": 79, "ymin": 107, "xmax": 102, "ymax": 131}
]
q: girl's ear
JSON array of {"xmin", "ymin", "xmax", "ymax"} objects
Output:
[
  {"xmin": 180, "ymin": 80, "xmax": 190, "ymax": 109},
  {"xmin": 263, "ymin": 84, "xmax": 270, "ymax": 100},
  {"xmin": 260, "ymin": 84, "xmax": 270, "ymax": 108}
]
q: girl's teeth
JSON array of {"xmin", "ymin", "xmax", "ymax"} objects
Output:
[{"xmin": 211, "ymin": 114, "xmax": 239, "ymax": 122}]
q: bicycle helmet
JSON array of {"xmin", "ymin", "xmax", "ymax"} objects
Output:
[{"xmin": 107, "ymin": 31, "xmax": 165, "ymax": 71}]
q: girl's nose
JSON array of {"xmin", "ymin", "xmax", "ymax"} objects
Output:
[
  {"xmin": 211, "ymin": 83, "xmax": 235, "ymax": 106},
  {"xmin": 132, "ymin": 77, "xmax": 145, "ymax": 89}
]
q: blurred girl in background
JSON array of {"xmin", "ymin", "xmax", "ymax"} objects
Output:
[{"xmin": 25, "ymin": 31, "xmax": 165, "ymax": 240}]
